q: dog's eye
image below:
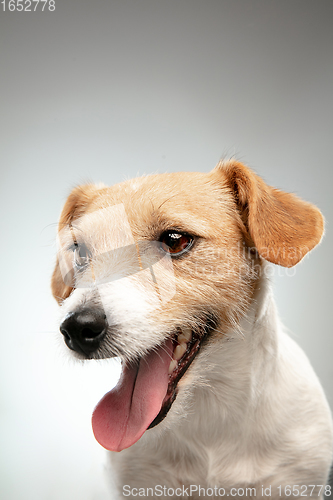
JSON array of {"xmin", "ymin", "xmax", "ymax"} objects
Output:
[
  {"xmin": 73, "ymin": 244, "xmax": 91, "ymax": 268},
  {"xmin": 159, "ymin": 231, "xmax": 193, "ymax": 256}
]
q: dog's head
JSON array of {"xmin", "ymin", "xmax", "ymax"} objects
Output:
[{"xmin": 51, "ymin": 160, "xmax": 323, "ymax": 452}]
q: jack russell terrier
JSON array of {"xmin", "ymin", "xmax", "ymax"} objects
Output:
[{"xmin": 52, "ymin": 160, "xmax": 333, "ymax": 499}]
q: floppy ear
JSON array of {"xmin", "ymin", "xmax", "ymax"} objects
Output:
[
  {"xmin": 51, "ymin": 257, "xmax": 73, "ymax": 304},
  {"xmin": 51, "ymin": 184, "xmax": 101, "ymax": 304},
  {"xmin": 214, "ymin": 160, "xmax": 324, "ymax": 267}
]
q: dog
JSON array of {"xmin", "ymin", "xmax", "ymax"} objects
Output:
[{"xmin": 52, "ymin": 160, "xmax": 333, "ymax": 499}]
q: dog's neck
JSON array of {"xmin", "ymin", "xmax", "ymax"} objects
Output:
[
  {"xmin": 140, "ymin": 272, "xmax": 284, "ymax": 485},
  {"xmin": 166, "ymin": 271, "xmax": 281, "ymax": 441}
]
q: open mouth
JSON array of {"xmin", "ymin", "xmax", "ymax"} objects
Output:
[
  {"xmin": 148, "ymin": 326, "xmax": 204, "ymax": 429},
  {"xmin": 91, "ymin": 317, "xmax": 215, "ymax": 452}
]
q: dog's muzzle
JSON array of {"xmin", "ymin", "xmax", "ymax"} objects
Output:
[{"xmin": 60, "ymin": 309, "xmax": 108, "ymax": 356}]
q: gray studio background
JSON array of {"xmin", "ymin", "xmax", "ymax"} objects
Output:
[{"xmin": 1, "ymin": 1, "xmax": 332, "ymax": 499}]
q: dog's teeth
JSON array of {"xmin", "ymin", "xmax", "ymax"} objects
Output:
[
  {"xmin": 168, "ymin": 359, "xmax": 178, "ymax": 374},
  {"xmin": 174, "ymin": 343, "xmax": 187, "ymax": 361},
  {"xmin": 178, "ymin": 327, "xmax": 192, "ymax": 343}
]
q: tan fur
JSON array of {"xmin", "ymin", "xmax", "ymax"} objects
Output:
[
  {"xmin": 217, "ymin": 160, "xmax": 324, "ymax": 267},
  {"xmin": 51, "ymin": 184, "xmax": 106, "ymax": 302},
  {"xmin": 52, "ymin": 160, "xmax": 332, "ymax": 499}
]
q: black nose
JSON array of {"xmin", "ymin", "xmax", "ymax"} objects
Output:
[{"xmin": 60, "ymin": 309, "xmax": 108, "ymax": 356}]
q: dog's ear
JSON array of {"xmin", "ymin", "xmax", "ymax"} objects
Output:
[
  {"xmin": 214, "ymin": 160, "xmax": 324, "ymax": 267},
  {"xmin": 51, "ymin": 257, "xmax": 73, "ymax": 304},
  {"xmin": 51, "ymin": 184, "xmax": 101, "ymax": 303}
]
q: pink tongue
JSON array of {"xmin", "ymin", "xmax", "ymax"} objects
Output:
[{"xmin": 92, "ymin": 339, "xmax": 173, "ymax": 452}]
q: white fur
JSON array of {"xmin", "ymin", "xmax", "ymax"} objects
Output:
[
  {"xmin": 107, "ymin": 273, "xmax": 333, "ymax": 499},
  {"xmin": 60, "ymin": 264, "xmax": 333, "ymax": 499},
  {"xmin": 55, "ymin": 172, "xmax": 333, "ymax": 499}
]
